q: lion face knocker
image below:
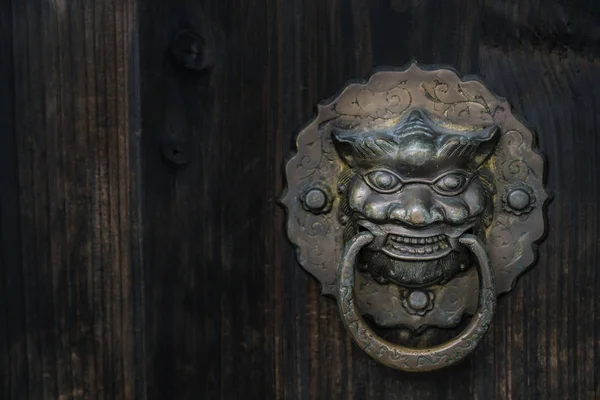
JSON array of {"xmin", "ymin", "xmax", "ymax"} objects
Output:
[
  {"xmin": 282, "ymin": 64, "xmax": 548, "ymax": 372},
  {"xmin": 333, "ymin": 109, "xmax": 499, "ymax": 288}
]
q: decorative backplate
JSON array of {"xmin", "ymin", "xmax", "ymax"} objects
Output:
[{"xmin": 281, "ymin": 63, "xmax": 547, "ymax": 339}]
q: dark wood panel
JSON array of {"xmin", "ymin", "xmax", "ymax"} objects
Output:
[
  {"xmin": 140, "ymin": 0, "xmax": 600, "ymax": 399},
  {"xmin": 1, "ymin": 0, "xmax": 599, "ymax": 399},
  {"xmin": 0, "ymin": 0, "xmax": 20, "ymax": 397},
  {"xmin": 1, "ymin": 0, "xmax": 144, "ymax": 399}
]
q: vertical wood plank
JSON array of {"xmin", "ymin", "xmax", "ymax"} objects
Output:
[
  {"xmin": 135, "ymin": 0, "xmax": 599, "ymax": 399},
  {"xmin": 0, "ymin": 0, "xmax": 26, "ymax": 398},
  {"xmin": 138, "ymin": 1, "xmax": 224, "ymax": 398},
  {"xmin": 3, "ymin": 0, "xmax": 144, "ymax": 399}
]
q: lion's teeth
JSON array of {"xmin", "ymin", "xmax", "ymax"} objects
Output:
[{"xmin": 388, "ymin": 234, "xmax": 452, "ymax": 254}]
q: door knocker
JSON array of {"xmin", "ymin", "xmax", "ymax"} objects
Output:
[{"xmin": 281, "ymin": 64, "xmax": 548, "ymax": 371}]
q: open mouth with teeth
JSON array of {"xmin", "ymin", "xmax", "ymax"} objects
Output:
[{"xmin": 381, "ymin": 234, "xmax": 453, "ymax": 260}]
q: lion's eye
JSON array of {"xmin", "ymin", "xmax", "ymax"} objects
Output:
[
  {"xmin": 432, "ymin": 173, "xmax": 469, "ymax": 195},
  {"xmin": 365, "ymin": 170, "xmax": 402, "ymax": 193}
]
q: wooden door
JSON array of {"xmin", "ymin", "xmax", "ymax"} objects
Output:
[{"xmin": 2, "ymin": 0, "xmax": 599, "ymax": 399}]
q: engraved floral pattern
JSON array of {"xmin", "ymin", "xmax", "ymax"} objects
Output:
[{"xmin": 282, "ymin": 63, "xmax": 548, "ymax": 326}]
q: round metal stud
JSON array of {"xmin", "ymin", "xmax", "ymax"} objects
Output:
[
  {"xmin": 299, "ymin": 184, "xmax": 333, "ymax": 215},
  {"xmin": 305, "ymin": 189, "xmax": 326, "ymax": 210},
  {"xmin": 402, "ymin": 289, "xmax": 435, "ymax": 316},
  {"xmin": 502, "ymin": 184, "xmax": 536, "ymax": 215},
  {"xmin": 408, "ymin": 291, "xmax": 430, "ymax": 311},
  {"xmin": 507, "ymin": 189, "xmax": 531, "ymax": 210}
]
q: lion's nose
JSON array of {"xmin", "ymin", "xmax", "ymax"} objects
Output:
[
  {"xmin": 407, "ymin": 205, "xmax": 427, "ymax": 225},
  {"xmin": 388, "ymin": 202, "xmax": 432, "ymax": 226}
]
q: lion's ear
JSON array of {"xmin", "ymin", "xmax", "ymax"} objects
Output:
[
  {"xmin": 471, "ymin": 125, "xmax": 500, "ymax": 167},
  {"xmin": 331, "ymin": 128, "xmax": 359, "ymax": 168},
  {"xmin": 332, "ymin": 127, "xmax": 400, "ymax": 169},
  {"xmin": 437, "ymin": 125, "xmax": 500, "ymax": 168}
]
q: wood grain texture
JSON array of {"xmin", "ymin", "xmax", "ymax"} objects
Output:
[
  {"xmin": 1, "ymin": 0, "xmax": 144, "ymax": 399},
  {"xmin": 140, "ymin": 0, "xmax": 599, "ymax": 399},
  {"xmin": 2, "ymin": 0, "xmax": 599, "ymax": 399}
]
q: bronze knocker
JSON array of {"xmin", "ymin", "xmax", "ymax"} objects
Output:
[{"xmin": 282, "ymin": 63, "xmax": 548, "ymax": 371}]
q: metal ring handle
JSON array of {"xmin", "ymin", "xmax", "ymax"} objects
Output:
[{"xmin": 337, "ymin": 232, "xmax": 497, "ymax": 372}]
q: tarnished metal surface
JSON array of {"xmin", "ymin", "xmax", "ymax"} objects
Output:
[
  {"xmin": 337, "ymin": 233, "xmax": 496, "ymax": 371},
  {"xmin": 281, "ymin": 63, "xmax": 548, "ymax": 370}
]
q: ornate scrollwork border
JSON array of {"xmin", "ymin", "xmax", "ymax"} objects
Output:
[{"xmin": 281, "ymin": 63, "xmax": 548, "ymax": 329}]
